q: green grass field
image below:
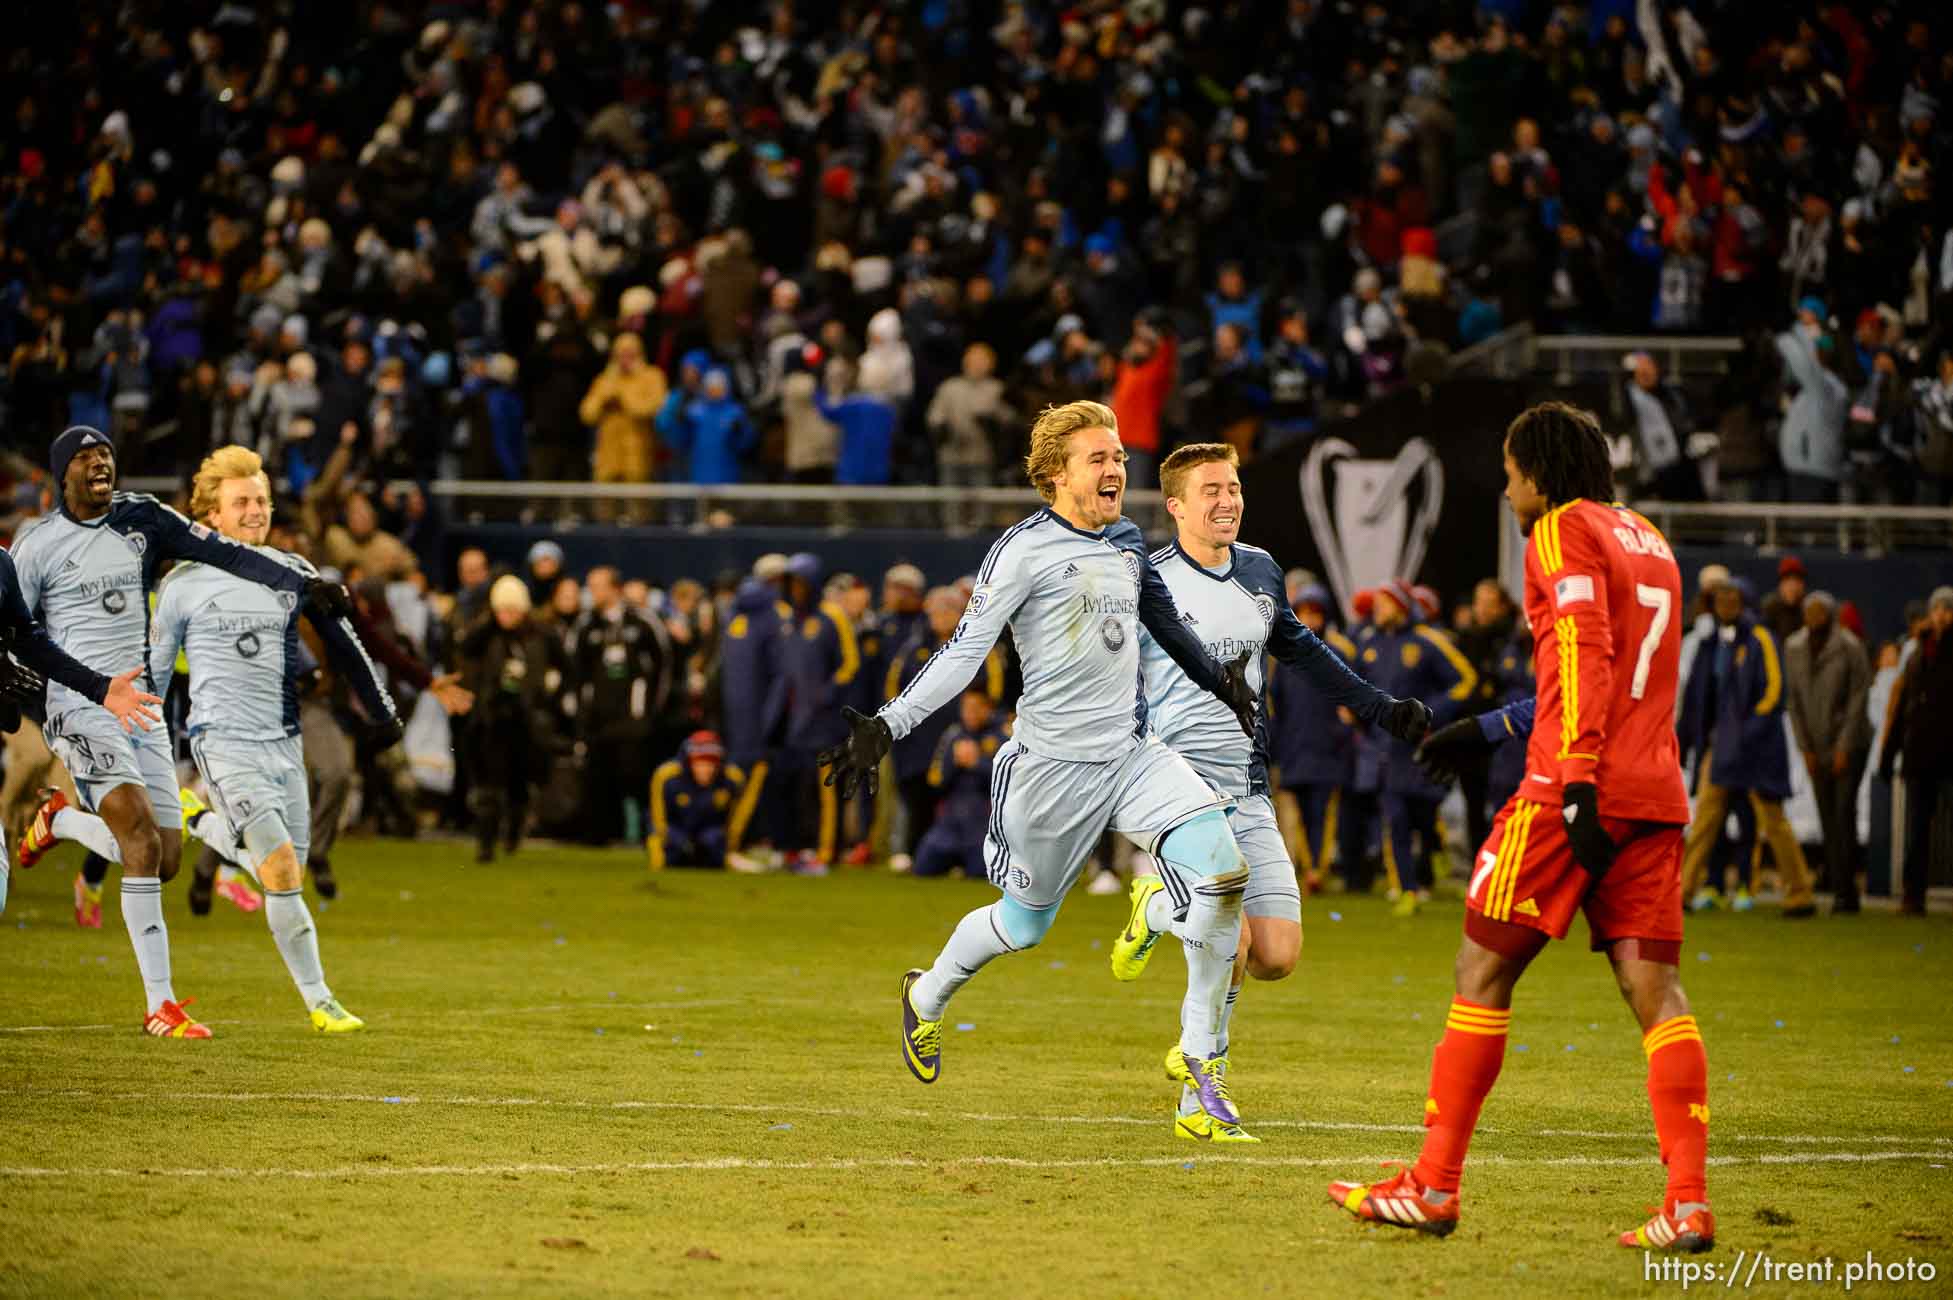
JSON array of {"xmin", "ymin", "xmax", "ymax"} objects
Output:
[{"xmin": 2, "ymin": 839, "xmax": 1950, "ymax": 1298}]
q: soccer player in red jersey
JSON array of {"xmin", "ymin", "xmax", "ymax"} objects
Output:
[{"xmin": 1327, "ymin": 403, "xmax": 1714, "ymax": 1253}]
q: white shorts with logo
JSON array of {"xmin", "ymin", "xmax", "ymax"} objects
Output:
[
  {"xmin": 44, "ymin": 706, "xmax": 183, "ymax": 830},
  {"xmin": 983, "ymin": 735, "xmax": 1231, "ymax": 910},
  {"xmin": 189, "ymin": 734, "xmax": 311, "ymax": 866},
  {"xmin": 1229, "ymin": 794, "xmax": 1302, "ymax": 922}
]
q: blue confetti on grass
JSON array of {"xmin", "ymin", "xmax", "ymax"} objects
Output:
[
  {"xmin": 1513, "ymin": 1044, "xmax": 1529, "ymax": 1053},
  {"xmin": 1587, "ymin": 1022, "xmax": 1600, "ymax": 1031},
  {"xmin": 1047, "ymin": 961, "xmax": 1065, "ymax": 970},
  {"xmin": 554, "ymin": 936, "xmax": 568, "ymax": 946},
  {"xmin": 594, "ymin": 1028, "xmax": 604, "ymax": 1036},
  {"xmin": 1182, "ymin": 1162, "xmax": 1195, "ymax": 1172},
  {"xmin": 1696, "ymin": 951, "xmax": 1711, "ymax": 962},
  {"xmin": 1564, "ymin": 1044, "xmax": 1576, "ymax": 1052},
  {"xmin": 1774, "ymin": 1020, "xmax": 1786, "ymax": 1028},
  {"xmin": 1904, "ymin": 1066, "xmax": 1915, "ymax": 1074},
  {"xmin": 382, "ymin": 1096, "xmax": 406, "ymax": 1104},
  {"xmin": 1391, "ymin": 974, "xmax": 1406, "ymax": 985},
  {"xmin": 1089, "ymin": 939, "xmax": 1103, "ymax": 951},
  {"xmin": 956, "ymin": 1023, "xmax": 976, "ymax": 1032},
  {"xmin": 1891, "ymin": 1035, "xmax": 1901, "ymax": 1044},
  {"xmin": 1328, "ymin": 912, "xmax": 1343, "ymax": 922},
  {"xmin": 769, "ymin": 1123, "xmax": 793, "ymax": 1132},
  {"xmin": 693, "ymin": 1050, "xmax": 703, "ymax": 1057},
  {"xmin": 1727, "ymin": 1074, "xmax": 1737, "ymax": 1082}
]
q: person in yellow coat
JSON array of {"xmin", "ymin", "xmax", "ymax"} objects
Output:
[{"xmin": 578, "ymin": 332, "xmax": 667, "ymax": 499}]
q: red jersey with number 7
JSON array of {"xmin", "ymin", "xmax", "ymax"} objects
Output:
[{"xmin": 1520, "ymin": 498, "xmax": 1690, "ymax": 824}]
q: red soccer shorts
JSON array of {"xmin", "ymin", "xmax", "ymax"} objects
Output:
[{"xmin": 1464, "ymin": 794, "xmax": 1685, "ymax": 956}]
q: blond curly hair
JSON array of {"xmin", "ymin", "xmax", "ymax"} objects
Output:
[
  {"xmin": 190, "ymin": 445, "xmax": 272, "ymax": 525},
  {"xmin": 1023, "ymin": 400, "xmax": 1119, "ymax": 502}
]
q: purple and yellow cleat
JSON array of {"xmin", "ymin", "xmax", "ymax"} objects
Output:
[
  {"xmin": 1165, "ymin": 1044, "xmax": 1241, "ymax": 1127},
  {"xmin": 900, "ymin": 968, "xmax": 942, "ymax": 1084}
]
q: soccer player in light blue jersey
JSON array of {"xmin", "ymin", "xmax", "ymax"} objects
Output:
[
  {"xmin": 144, "ymin": 446, "xmax": 400, "ymax": 1032},
  {"xmin": 822, "ymin": 400, "xmax": 1269, "ymax": 1130},
  {"xmin": 1118, "ymin": 443, "xmax": 1431, "ymax": 1139},
  {"xmin": 10, "ymin": 427, "xmax": 355, "ymax": 1038}
]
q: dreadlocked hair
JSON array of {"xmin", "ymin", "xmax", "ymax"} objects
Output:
[{"xmin": 1503, "ymin": 401, "xmax": 1614, "ymax": 507}]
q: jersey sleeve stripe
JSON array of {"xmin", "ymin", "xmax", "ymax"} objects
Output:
[
  {"xmin": 1750, "ymin": 626, "xmax": 1782, "ymax": 715},
  {"xmin": 1555, "ymin": 615, "xmax": 1578, "ymax": 759},
  {"xmin": 978, "ymin": 515, "xmax": 1043, "ymax": 582}
]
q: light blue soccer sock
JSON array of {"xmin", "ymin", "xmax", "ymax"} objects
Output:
[
  {"xmin": 264, "ymin": 889, "xmax": 331, "ymax": 1007},
  {"xmin": 911, "ymin": 898, "xmax": 1057, "ymax": 1020},
  {"xmin": 53, "ymin": 807, "xmax": 122, "ymax": 862},
  {"xmin": 911, "ymin": 904, "xmax": 1014, "ymax": 1019},
  {"xmin": 119, "ymin": 878, "xmax": 175, "ymax": 1015}
]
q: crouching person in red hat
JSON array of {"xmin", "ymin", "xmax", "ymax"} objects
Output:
[{"xmin": 648, "ymin": 731, "xmax": 748, "ymax": 871}]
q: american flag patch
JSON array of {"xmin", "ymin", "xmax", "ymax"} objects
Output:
[
  {"xmin": 189, "ymin": 522, "xmax": 212, "ymax": 540},
  {"xmin": 1553, "ymin": 574, "xmax": 1595, "ymax": 609}
]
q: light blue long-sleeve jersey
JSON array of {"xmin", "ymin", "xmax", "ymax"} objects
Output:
[{"xmin": 149, "ymin": 545, "xmax": 394, "ymax": 739}]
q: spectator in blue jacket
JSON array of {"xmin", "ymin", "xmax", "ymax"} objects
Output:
[
  {"xmin": 1204, "ymin": 262, "xmax": 1265, "ymax": 362},
  {"xmin": 1355, "ymin": 578, "xmax": 1477, "ymax": 913},
  {"xmin": 814, "ymin": 358, "xmax": 897, "ymax": 486},
  {"xmin": 913, "ymin": 690, "xmax": 1006, "ymax": 878},
  {"xmin": 648, "ymin": 731, "xmax": 746, "ymax": 870},
  {"xmin": 779, "ymin": 551, "xmax": 860, "ymax": 870},
  {"xmin": 717, "ymin": 557, "xmax": 794, "ymax": 855},
  {"xmin": 658, "ymin": 367, "xmax": 757, "ymax": 485},
  {"xmin": 1267, "ymin": 584, "xmax": 1355, "ymax": 892},
  {"xmin": 1678, "ymin": 578, "xmax": 1817, "ymax": 915}
]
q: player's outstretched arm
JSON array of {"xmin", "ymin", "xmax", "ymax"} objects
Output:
[
  {"xmin": 1263, "ymin": 586, "xmax": 1429, "ymax": 741},
  {"xmin": 132, "ymin": 495, "xmax": 312, "ymax": 596},
  {"xmin": 876, "ymin": 540, "xmax": 1028, "ymax": 743}
]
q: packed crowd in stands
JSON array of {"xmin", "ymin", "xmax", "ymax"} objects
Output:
[{"xmin": 4, "ymin": 3, "xmax": 1953, "ymax": 503}]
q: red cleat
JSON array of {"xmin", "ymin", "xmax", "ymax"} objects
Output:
[
  {"xmin": 215, "ymin": 873, "xmax": 262, "ymax": 913},
  {"xmin": 843, "ymin": 842, "xmax": 873, "ymax": 868},
  {"xmin": 1620, "ymin": 1204, "xmax": 1715, "ymax": 1253},
  {"xmin": 1327, "ymin": 1163, "xmax": 1460, "ymax": 1238},
  {"xmin": 73, "ymin": 873, "xmax": 103, "ymax": 929},
  {"xmin": 19, "ymin": 788, "xmax": 67, "ymax": 870},
  {"xmin": 143, "ymin": 998, "xmax": 212, "ymax": 1040}
]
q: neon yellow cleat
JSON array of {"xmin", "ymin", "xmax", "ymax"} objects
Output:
[
  {"xmin": 1109, "ymin": 877, "xmax": 1167, "ymax": 981},
  {"xmin": 179, "ymin": 786, "xmax": 210, "ymax": 833},
  {"xmin": 309, "ymin": 997, "xmax": 365, "ymax": 1034},
  {"xmin": 1175, "ymin": 1111, "xmax": 1261, "ymax": 1143}
]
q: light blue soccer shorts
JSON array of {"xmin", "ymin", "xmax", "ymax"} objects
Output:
[
  {"xmin": 189, "ymin": 734, "xmax": 311, "ymax": 865},
  {"xmin": 44, "ymin": 705, "xmax": 183, "ymax": 830},
  {"xmin": 1226, "ymin": 793, "xmax": 1302, "ymax": 922},
  {"xmin": 981, "ymin": 734, "xmax": 1232, "ymax": 910}
]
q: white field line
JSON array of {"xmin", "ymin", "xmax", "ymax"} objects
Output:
[
  {"xmin": 28, "ymin": 1088, "xmax": 1953, "ymax": 1148},
  {"xmin": 1, "ymin": 1150, "xmax": 1947, "ymax": 1182},
  {"xmin": 0, "ymin": 998, "xmax": 737, "ymax": 1035}
]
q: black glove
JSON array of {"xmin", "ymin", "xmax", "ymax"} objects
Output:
[
  {"xmin": 1414, "ymin": 715, "xmax": 1494, "ymax": 784},
  {"xmin": 1216, "ymin": 649, "xmax": 1257, "ymax": 739},
  {"xmin": 1378, "ymin": 696, "xmax": 1434, "ymax": 745},
  {"xmin": 304, "ymin": 578, "xmax": 355, "ymax": 620},
  {"xmin": 1561, "ymin": 782, "xmax": 1618, "ymax": 880},
  {"xmin": 818, "ymin": 706, "xmax": 893, "ymax": 801},
  {"xmin": 1, "ymin": 655, "xmax": 46, "ymax": 705},
  {"xmin": 0, "ymin": 655, "xmax": 44, "ymax": 734},
  {"xmin": 365, "ymin": 715, "xmax": 406, "ymax": 749}
]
